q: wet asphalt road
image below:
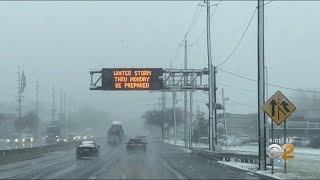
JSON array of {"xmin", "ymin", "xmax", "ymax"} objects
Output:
[{"xmin": 0, "ymin": 138, "xmax": 260, "ymax": 179}]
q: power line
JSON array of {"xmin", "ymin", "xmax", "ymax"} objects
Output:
[
  {"xmin": 262, "ymin": 0, "xmax": 273, "ymax": 7},
  {"xmin": 189, "ymin": 1, "xmax": 222, "ymax": 46},
  {"xmin": 218, "ymin": 68, "xmax": 256, "ymax": 82},
  {"xmin": 169, "ymin": 41, "xmax": 184, "ymax": 68},
  {"xmin": 169, "ymin": 1, "xmax": 203, "ymax": 68},
  {"xmin": 218, "ymin": 67, "xmax": 320, "ymax": 94},
  {"xmin": 218, "ymin": 82, "xmax": 319, "ymax": 102},
  {"xmin": 267, "ymin": 84, "xmax": 320, "ymax": 94},
  {"xmin": 218, "ymin": 82, "xmax": 256, "ymax": 93},
  {"xmin": 228, "ymin": 99, "xmax": 257, "ymax": 109},
  {"xmin": 186, "ymin": 2, "xmax": 204, "ymax": 37},
  {"xmin": 215, "ymin": 1, "xmax": 272, "ymax": 67},
  {"xmin": 216, "ymin": 7, "xmax": 257, "ymax": 67}
]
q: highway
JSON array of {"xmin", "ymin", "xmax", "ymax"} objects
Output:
[{"xmin": 0, "ymin": 138, "xmax": 260, "ymax": 179}]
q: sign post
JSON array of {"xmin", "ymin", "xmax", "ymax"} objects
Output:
[{"xmin": 262, "ymin": 90, "xmax": 296, "ymax": 174}]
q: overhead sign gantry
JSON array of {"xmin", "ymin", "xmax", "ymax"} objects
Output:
[
  {"xmin": 90, "ymin": 68, "xmax": 209, "ymax": 92},
  {"xmin": 90, "ymin": 68, "xmax": 164, "ymax": 91}
]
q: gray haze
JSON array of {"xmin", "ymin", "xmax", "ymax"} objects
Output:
[{"xmin": 0, "ymin": 1, "xmax": 319, "ymax": 131}]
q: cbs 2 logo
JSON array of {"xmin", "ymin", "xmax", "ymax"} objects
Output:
[{"xmin": 267, "ymin": 144, "xmax": 295, "ymax": 159}]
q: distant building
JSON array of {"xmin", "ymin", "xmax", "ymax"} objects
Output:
[
  {"xmin": 216, "ymin": 111, "xmax": 320, "ymax": 140},
  {"xmin": 273, "ymin": 115, "xmax": 320, "ymax": 139},
  {"xmin": 217, "ymin": 113, "xmax": 258, "ymax": 141}
]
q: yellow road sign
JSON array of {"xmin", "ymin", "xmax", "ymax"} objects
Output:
[{"xmin": 262, "ymin": 90, "xmax": 296, "ymax": 125}]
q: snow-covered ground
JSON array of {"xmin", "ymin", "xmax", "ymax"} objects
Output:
[
  {"xmin": 163, "ymin": 139, "xmax": 209, "ymax": 149},
  {"xmin": 219, "ymin": 161, "xmax": 301, "ymax": 179},
  {"xmin": 222, "ymin": 144, "xmax": 320, "ymax": 156},
  {"xmin": 164, "ymin": 140, "xmax": 320, "ymax": 156},
  {"xmin": 164, "ymin": 140, "xmax": 320, "ymax": 179}
]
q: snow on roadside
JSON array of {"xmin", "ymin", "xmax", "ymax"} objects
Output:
[
  {"xmin": 163, "ymin": 140, "xmax": 209, "ymax": 149},
  {"xmin": 218, "ymin": 161, "xmax": 300, "ymax": 180},
  {"xmin": 222, "ymin": 144, "xmax": 320, "ymax": 156},
  {"xmin": 163, "ymin": 140, "xmax": 185, "ymax": 147},
  {"xmin": 182, "ymin": 148, "xmax": 192, "ymax": 153}
]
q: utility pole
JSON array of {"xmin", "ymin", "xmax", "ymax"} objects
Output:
[
  {"xmin": 197, "ymin": 105, "xmax": 200, "ymax": 147},
  {"xmin": 206, "ymin": 0, "xmax": 215, "ymax": 151},
  {"xmin": 60, "ymin": 88, "xmax": 62, "ymax": 123},
  {"xmin": 68, "ymin": 95, "xmax": 72, "ymax": 130},
  {"xmin": 213, "ymin": 66, "xmax": 218, "ymax": 146},
  {"xmin": 222, "ymin": 88, "xmax": 228, "ymax": 149},
  {"xmin": 17, "ymin": 66, "xmax": 22, "ymax": 136},
  {"xmin": 35, "ymin": 80, "xmax": 39, "ymax": 139},
  {"xmin": 184, "ymin": 35, "xmax": 188, "ymax": 148},
  {"xmin": 63, "ymin": 92, "xmax": 66, "ymax": 135},
  {"xmin": 189, "ymin": 90, "xmax": 193, "ymax": 148},
  {"xmin": 265, "ymin": 67, "xmax": 274, "ymax": 174},
  {"xmin": 51, "ymin": 86, "xmax": 55, "ymax": 122},
  {"xmin": 265, "ymin": 67, "xmax": 270, "ymax": 148},
  {"xmin": 173, "ymin": 91, "xmax": 177, "ymax": 144},
  {"xmin": 258, "ymin": 0, "xmax": 266, "ymax": 171},
  {"xmin": 162, "ymin": 92, "xmax": 166, "ymax": 140}
]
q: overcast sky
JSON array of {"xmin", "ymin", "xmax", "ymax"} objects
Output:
[{"xmin": 0, "ymin": 1, "xmax": 319, "ymax": 124}]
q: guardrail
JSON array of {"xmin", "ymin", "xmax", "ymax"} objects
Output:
[
  {"xmin": 0, "ymin": 140, "xmax": 90, "ymax": 164},
  {"xmin": 0, "ymin": 141, "xmax": 78, "ymax": 164},
  {"xmin": 190, "ymin": 147, "xmax": 262, "ymax": 164}
]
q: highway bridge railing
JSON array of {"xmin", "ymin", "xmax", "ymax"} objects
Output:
[{"xmin": 190, "ymin": 147, "xmax": 264, "ymax": 164}]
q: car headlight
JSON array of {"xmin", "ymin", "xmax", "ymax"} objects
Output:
[
  {"xmin": 57, "ymin": 139, "xmax": 60, "ymax": 142},
  {"xmin": 56, "ymin": 136, "xmax": 58, "ymax": 138},
  {"xmin": 84, "ymin": 136, "xmax": 87, "ymax": 139},
  {"xmin": 73, "ymin": 137, "xmax": 76, "ymax": 140},
  {"xmin": 6, "ymin": 139, "xmax": 10, "ymax": 142},
  {"xmin": 31, "ymin": 138, "xmax": 33, "ymax": 142},
  {"xmin": 64, "ymin": 139, "xmax": 67, "ymax": 142},
  {"xmin": 15, "ymin": 139, "xmax": 18, "ymax": 142},
  {"xmin": 23, "ymin": 138, "xmax": 25, "ymax": 142}
]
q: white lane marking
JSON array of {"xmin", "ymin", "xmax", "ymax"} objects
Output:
[
  {"xmin": 87, "ymin": 168, "xmax": 107, "ymax": 180},
  {"xmin": 31, "ymin": 169, "xmax": 49, "ymax": 180},
  {"xmin": 160, "ymin": 158, "xmax": 185, "ymax": 179},
  {"xmin": 121, "ymin": 173, "xmax": 127, "ymax": 179}
]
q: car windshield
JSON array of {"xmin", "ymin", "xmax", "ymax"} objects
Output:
[
  {"xmin": 80, "ymin": 141, "xmax": 94, "ymax": 145},
  {"xmin": 128, "ymin": 139, "xmax": 142, "ymax": 144},
  {"xmin": 0, "ymin": 1, "xmax": 318, "ymax": 179}
]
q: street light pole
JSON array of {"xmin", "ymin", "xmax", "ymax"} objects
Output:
[
  {"xmin": 257, "ymin": 0, "xmax": 266, "ymax": 171},
  {"xmin": 162, "ymin": 92, "xmax": 166, "ymax": 140},
  {"xmin": 173, "ymin": 91, "xmax": 177, "ymax": 144},
  {"xmin": 184, "ymin": 37, "xmax": 188, "ymax": 148},
  {"xmin": 206, "ymin": 0, "xmax": 214, "ymax": 151},
  {"xmin": 222, "ymin": 88, "xmax": 228, "ymax": 149}
]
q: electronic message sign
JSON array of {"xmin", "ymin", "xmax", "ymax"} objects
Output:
[{"xmin": 101, "ymin": 68, "xmax": 164, "ymax": 90}]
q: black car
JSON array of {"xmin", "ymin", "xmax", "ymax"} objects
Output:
[
  {"xmin": 76, "ymin": 141, "xmax": 100, "ymax": 159},
  {"xmin": 125, "ymin": 138, "xmax": 147, "ymax": 152}
]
